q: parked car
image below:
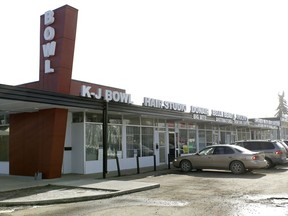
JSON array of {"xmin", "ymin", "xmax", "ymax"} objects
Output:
[
  {"xmin": 234, "ymin": 140, "xmax": 287, "ymax": 168},
  {"xmin": 279, "ymin": 140, "xmax": 288, "ymax": 157},
  {"xmin": 173, "ymin": 144, "xmax": 267, "ymax": 174}
]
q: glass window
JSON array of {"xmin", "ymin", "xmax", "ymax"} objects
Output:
[
  {"xmin": 156, "ymin": 118, "xmax": 166, "ymax": 128},
  {"xmin": 179, "ymin": 129, "xmax": 188, "ymax": 154},
  {"xmin": 188, "ymin": 123, "xmax": 196, "ymax": 129},
  {"xmin": 188, "ymin": 129, "xmax": 197, "ymax": 153},
  {"xmin": 198, "ymin": 130, "xmax": 206, "ymax": 151},
  {"xmin": 0, "ymin": 115, "xmax": 9, "ymax": 125},
  {"xmin": 107, "ymin": 125, "xmax": 122, "ymax": 159},
  {"xmin": 86, "ymin": 113, "xmax": 102, "ymax": 122},
  {"xmin": 0, "ymin": 125, "xmax": 9, "ymax": 161},
  {"xmin": 225, "ymin": 147, "xmax": 235, "ymax": 154},
  {"xmin": 124, "ymin": 115, "xmax": 140, "ymax": 125},
  {"xmin": 73, "ymin": 112, "xmax": 84, "ymax": 123},
  {"xmin": 141, "ymin": 117, "xmax": 154, "ymax": 126},
  {"xmin": 142, "ymin": 127, "xmax": 154, "ymax": 156},
  {"xmin": 206, "ymin": 131, "xmax": 213, "ymax": 145},
  {"xmin": 213, "ymin": 147, "xmax": 225, "ymax": 154},
  {"xmin": 206, "ymin": 124, "xmax": 212, "ymax": 129},
  {"xmin": 126, "ymin": 126, "xmax": 140, "ymax": 157},
  {"xmin": 85, "ymin": 123, "xmax": 102, "ymax": 161},
  {"xmin": 198, "ymin": 124, "xmax": 205, "ymax": 129},
  {"xmin": 167, "ymin": 121, "xmax": 175, "ymax": 128},
  {"xmin": 199, "ymin": 147, "xmax": 214, "ymax": 155},
  {"xmin": 109, "ymin": 114, "xmax": 122, "ymax": 124}
]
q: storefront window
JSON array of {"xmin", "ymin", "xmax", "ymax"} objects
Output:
[
  {"xmin": 0, "ymin": 115, "xmax": 9, "ymax": 125},
  {"xmin": 126, "ymin": 126, "xmax": 140, "ymax": 157},
  {"xmin": 86, "ymin": 123, "xmax": 102, "ymax": 161},
  {"xmin": 141, "ymin": 117, "xmax": 154, "ymax": 126},
  {"xmin": 73, "ymin": 112, "xmax": 84, "ymax": 123},
  {"xmin": 206, "ymin": 124, "xmax": 212, "ymax": 130},
  {"xmin": 206, "ymin": 131, "xmax": 213, "ymax": 145},
  {"xmin": 156, "ymin": 118, "xmax": 166, "ymax": 128},
  {"xmin": 124, "ymin": 115, "xmax": 140, "ymax": 125},
  {"xmin": 0, "ymin": 126, "xmax": 9, "ymax": 161},
  {"xmin": 86, "ymin": 123, "xmax": 122, "ymax": 160},
  {"xmin": 142, "ymin": 127, "xmax": 154, "ymax": 156},
  {"xmin": 109, "ymin": 114, "xmax": 122, "ymax": 124},
  {"xmin": 198, "ymin": 130, "xmax": 206, "ymax": 151},
  {"xmin": 238, "ymin": 128, "xmax": 250, "ymax": 140},
  {"xmin": 167, "ymin": 121, "xmax": 175, "ymax": 128},
  {"xmin": 107, "ymin": 125, "xmax": 122, "ymax": 159},
  {"xmin": 86, "ymin": 112, "xmax": 102, "ymax": 122},
  {"xmin": 188, "ymin": 129, "xmax": 197, "ymax": 153},
  {"xmin": 179, "ymin": 129, "xmax": 187, "ymax": 154},
  {"xmin": 179, "ymin": 128, "xmax": 196, "ymax": 154},
  {"xmin": 198, "ymin": 124, "xmax": 205, "ymax": 129}
]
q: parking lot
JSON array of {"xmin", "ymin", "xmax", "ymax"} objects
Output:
[{"xmin": 2, "ymin": 164, "xmax": 288, "ymax": 216}]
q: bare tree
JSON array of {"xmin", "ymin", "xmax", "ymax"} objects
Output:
[{"xmin": 275, "ymin": 91, "xmax": 288, "ymax": 118}]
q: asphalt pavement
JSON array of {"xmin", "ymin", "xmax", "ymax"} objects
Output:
[{"xmin": 0, "ymin": 166, "xmax": 174, "ymax": 207}]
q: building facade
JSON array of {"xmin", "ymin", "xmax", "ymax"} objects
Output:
[{"xmin": 0, "ymin": 5, "xmax": 286, "ymax": 179}]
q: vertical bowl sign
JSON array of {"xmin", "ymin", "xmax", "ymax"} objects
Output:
[{"xmin": 43, "ymin": 10, "xmax": 56, "ymax": 73}]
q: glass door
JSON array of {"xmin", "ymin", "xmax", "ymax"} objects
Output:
[{"xmin": 159, "ymin": 131, "xmax": 166, "ymax": 163}]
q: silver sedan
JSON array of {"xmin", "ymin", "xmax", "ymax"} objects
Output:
[{"xmin": 173, "ymin": 144, "xmax": 267, "ymax": 174}]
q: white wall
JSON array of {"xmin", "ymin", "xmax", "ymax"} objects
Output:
[
  {"xmin": 0, "ymin": 162, "xmax": 9, "ymax": 174},
  {"xmin": 71, "ymin": 123, "xmax": 85, "ymax": 174}
]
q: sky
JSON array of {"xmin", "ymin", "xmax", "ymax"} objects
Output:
[{"xmin": 1, "ymin": 1, "xmax": 288, "ymax": 119}]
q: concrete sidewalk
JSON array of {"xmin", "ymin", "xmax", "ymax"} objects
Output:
[{"xmin": 0, "ymin": 166, "xmax": 175, "ymax": 207}]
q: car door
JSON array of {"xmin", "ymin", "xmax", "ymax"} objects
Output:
[
  {"xmin": 195, "ymin": 147, "xmax": 215, "ymax": 168},
  {"xmin": 210, "ymin": 146, "xmax": 234, "ymax": 169}
]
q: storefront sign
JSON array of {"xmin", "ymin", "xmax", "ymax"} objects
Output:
[
  {"xmin": 215, "ymin": 117, "xmax": 234, "ymax": 124},
  {"xmin": 251, "ymin": 118, "xmax": 280, "ymax": 127},
  {"xmin": 143, "ymin": 97, "xmax": 186, "ymax": 112},
  {"xmin": 43, "ymin": 10, "xmax": 56, "ymax": 73},
  {"xmin": 192, "ymin": 114, "xmax": 207, "ymax": 120},
  {"xmin": 81, "ymin": 85, "xmax": 132, "ymax": 104},
  {"xmin": 234, "ymin": 120, "xmax": 249, "ymax": 125},
  {"xmin": 211, "ymin": 110, "xmax": 234, "ymax": 119},
  {"xmin": 235, "ymin": 114, "xmax": 248, "ymax": 121},
  {"xmin": 190, "ymin": 106, "xmax": 209, "ymax": 115}
]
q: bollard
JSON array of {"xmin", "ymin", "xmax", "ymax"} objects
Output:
[
  {"xmin": 153, "ymin": 155, "xmax": 156, "ymax": 171},
  {"xmin": 168, "ymin": 154, "xmax": 171, "ymax": 169},
  {"xmin": 116, "ymin": 156, "xmax": 121, "ymax": 177},
  {"xmin": 136, "ymin": 156, "xmax": 140, "ymax": 174}
]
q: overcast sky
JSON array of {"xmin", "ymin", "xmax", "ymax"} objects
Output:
[{"xmin": 1, "ymin": 1, "xmax": 288, "ymax": 119}]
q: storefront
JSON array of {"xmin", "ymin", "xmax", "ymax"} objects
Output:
[{"xmin": 0, "ymin": 5, "xmax": 282, "ymax": 179}]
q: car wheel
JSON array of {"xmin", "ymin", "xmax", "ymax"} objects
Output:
[
  {"xmin": 180, "ymin": 160, "xmax": 192, "ymax": 172},
  {"xmin": 265, "ymin": 158, "xmax": 274, "ymax": 169},
  {"xmin": 230, "ymin": 161, "xmax": 245, "ymax": 174}
]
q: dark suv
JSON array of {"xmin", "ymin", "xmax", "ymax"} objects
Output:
[{"xmin": 234, "ymin": 140, "xmax": 287, "ymax": 168}]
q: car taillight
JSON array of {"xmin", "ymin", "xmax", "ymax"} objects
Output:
[
  {"xmin": 275, "ymin": 150, "xmax": 283, "ymax": 155},
  {"xmin": 252, "ymin": 155, "xmax": 258, "ymax": 160}
]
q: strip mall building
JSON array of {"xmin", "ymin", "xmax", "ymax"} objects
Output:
[{"xmin": 1, "ymin": 5, "xmax": 288, "ymax": 179}]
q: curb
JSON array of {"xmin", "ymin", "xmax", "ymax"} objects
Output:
[{"xmin": 0, "ymin": 183, "xmax": 160, "ymax": 207}]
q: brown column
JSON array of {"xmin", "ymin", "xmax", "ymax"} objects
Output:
[
  {"xmin": 39, "ymin": 5, "xmax": 78, "ymax": 94},
  {"xmin": 9, "ymin": 109, "xmax": 67, "ymax": 178},
  {"xmin": 9, "ymin": 5, "xmax": 78, "ymax": 179}
]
